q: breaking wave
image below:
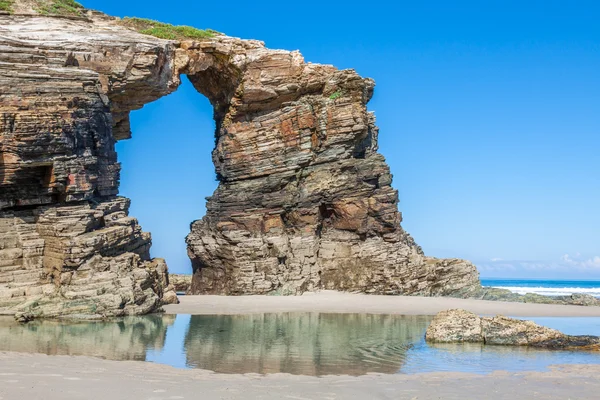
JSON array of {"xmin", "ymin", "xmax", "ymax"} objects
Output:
[{"xmin": 490, "ymin": 286, "xmax": 600, "ymax": 297}]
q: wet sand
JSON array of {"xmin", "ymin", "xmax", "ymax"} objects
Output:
[
  {"xmin": 164, "ymin": 290, "xmax": 600, "ymax": 317},
  {"xmin": 0, "ymin": 351, "xmax": 598, "ymax": 400},
  {"xmin": 4, "ymin": 293, "xmax": 599, "ymax": 399}
]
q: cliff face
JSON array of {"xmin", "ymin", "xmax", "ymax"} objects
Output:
[
  {"xmin": 0, "ymin": 11, "xmax": 181, "ymax": 318},
  {"xmin": 180, "ymin": 30, "xmax": 481, "ymax": 296},
  {"xmin": 0, "ymin": 6, "xmax": 480, "ymax": 317}
]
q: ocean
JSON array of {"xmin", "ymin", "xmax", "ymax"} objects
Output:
[{"xmin": 481, "ymin": 278, "xmax": 600, "ymax": 297}]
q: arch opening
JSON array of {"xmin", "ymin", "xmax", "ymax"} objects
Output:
[{"xmin": 117, "ymin": 76, "xmax": 217, "ymax": 275}]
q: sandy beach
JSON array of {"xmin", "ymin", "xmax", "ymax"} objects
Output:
[
  {"xmin": 0, "ymin": 351, "xmax": 598, "ymax": 400},
  {"xmin": 2, "ymin": 294, "xmax": 600, "ymax": 399},
  {"xmin": 164, "ymin": 291, "xmax": 600, "ymax": 317}
]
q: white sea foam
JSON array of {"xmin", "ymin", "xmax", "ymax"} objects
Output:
[{"xmin": 492, "ymin": 286, "xmax": 600, "ymax": 297}]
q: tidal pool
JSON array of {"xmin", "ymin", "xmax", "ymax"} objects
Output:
[{"xmin": 0, "ymin": 313, "xmax": 598, "ymax": 376}]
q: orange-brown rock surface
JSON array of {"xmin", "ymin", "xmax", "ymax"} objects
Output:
[
  {"xmin": 0, "ymin": 2, "xmax": 480, "ymax": 318},
  {"xmin": 182, "ymin": 34, "xmax": 481, "ymax": 296}
]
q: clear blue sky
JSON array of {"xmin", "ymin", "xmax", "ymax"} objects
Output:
[{"xmin": 82, "ymin": 0, "xmax": 600, "ymax": 278}]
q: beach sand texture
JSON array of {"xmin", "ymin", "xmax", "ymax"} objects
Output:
[
  {"xmin": 165, "ymin": 291, "xmax": 600, "ymax": 317},
  {"xmin": 0, "ymin": 351, "xmax": 598, "ymax": 400},
  {"xmin": 2, "ymin": 294, "xmax": 600, "ymax": 399}
]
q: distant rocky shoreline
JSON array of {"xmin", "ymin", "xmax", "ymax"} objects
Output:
[
  {"xmin": 170, "ymin": 273, "xmax": 600, "ymax": 307},
  {"xmin": 461, "ymin": 286, "xmax": 600, "ymax": 307}
]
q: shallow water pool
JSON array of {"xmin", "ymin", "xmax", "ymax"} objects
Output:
[{"xmin": 0, "ymin": 313, "xmax": 598, "ymax": 376}]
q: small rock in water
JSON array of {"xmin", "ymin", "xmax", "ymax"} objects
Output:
[
  {"xmin": 14, "ymin": 312, "xmax": 34, "ymax": 324},
  {"xmin": 425, "ymin": 309, "xmax": 600, "ymax": 350},
  {"xmin": 565, "ymin": 293, "xmax": 600, "ymax": 307}
]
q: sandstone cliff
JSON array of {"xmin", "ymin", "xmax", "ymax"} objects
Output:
[{"xmin": 0, "ymin": 2, "xmax": 480, "ymax": 317}]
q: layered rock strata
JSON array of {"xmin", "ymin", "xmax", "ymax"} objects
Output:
[
  {"xmin": 0, "ymin": 10, "xmax": 183, "ymax": 318},
  {"xmin": 426, "ymin": 309, "xmax": 600, "ymax": 350},
  {"xmin": 182, "ymin": 41, "xmax": 480, "ymax": 295},
  {"xmin": 0, "ymin": 4, "xmax": 480, "ymax": 317}
]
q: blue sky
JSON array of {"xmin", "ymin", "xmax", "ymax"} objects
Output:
[{"xmin": 82, "ymin": 0, "xmax": 599, "ymax": 278}]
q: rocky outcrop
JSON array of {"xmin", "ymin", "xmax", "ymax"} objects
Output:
[
  {"xmin": 0, "ymin": 8, "xmax": 183, "ymax": 318},
  {"xmin": 169, "ymin": 274, "xmax": 192, "ymax": 293},
  {"xmin": 426, "ymin": 309, "xmax": 600, "ymax": 350},
  {"xmin": 179, "ymin": 31, "xmax": 481, "ymax": 296},
  {"xmin": 473, "ymin": 287, "xmax": 600, "ymax": 306},
  {"xmin": 0, "ymin": 2, "xmax": 480, "ymax": 317},
  {"xmin": 184, "ymin": 51, "xmax": 481, "ymax": 294}
]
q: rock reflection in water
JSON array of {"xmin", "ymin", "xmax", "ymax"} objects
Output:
[
  {"xmin": 0, "ymin": 314, "xmax": 175, "ymax": 361},
  {"xmin": 1, "ymin": 313, "xmax": 598, "ymax": 376},
  {"xmin": 183, "ymin": 313, "xmax": 432, "ymax": 375}
]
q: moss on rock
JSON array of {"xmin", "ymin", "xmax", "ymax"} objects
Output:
[{"xmin": 0, "ymin": 0, "xmax": 14, "ymax": 14}]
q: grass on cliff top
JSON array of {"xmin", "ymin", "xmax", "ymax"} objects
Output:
[
  {"xmin": 34, "ymin": 0, "xmax": 85, "ymax": 17},
  {"xmin": 121, "ymin": 17, "xmax": 221, "ymax": 41},
  {"xmin": 0, "ymin": 0, "xmax": 14, "ymax": 13}
]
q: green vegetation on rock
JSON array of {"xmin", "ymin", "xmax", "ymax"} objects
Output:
[
  {"xmin": 121, "ymin": 17, "xmax": 220, "ymax": 40},
  {"xmin": 0, "ymin": 0, "xmax": 14, "ymax": 13},
  {"xmin": 34, "ymin": 0, "xmax": 84, "ymax": 16},
  {"xmin": 329, "ymin": 90, "xmax": 343, "ymax": 100}
]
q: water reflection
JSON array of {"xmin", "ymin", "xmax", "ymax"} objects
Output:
[
  {"xmin": 403, "ymin": 340, "xmax": 600, "ymax": 374},
  {"xmin": 0, "ymin": 313, "xmax": 598, "ymax": 376},
  {"xmin": 183, "ymin": 313, "xmax": 432, "ymax": 375},
  {"xmin": 0, "ymin": 314, "xmax": 175, "ymax": 361}
]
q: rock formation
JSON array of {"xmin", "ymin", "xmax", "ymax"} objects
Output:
[
  {"xmin": 0, "ymin": 7, "xmax": 184, "ymax": 318},
  {"xmin": 169, "ymin": 274, "xmax": 192, "ymax": 293},
  {"xmin": 475, "ymin": 287, "xmax": 600, "ymax": 306},
  {"xmin": 0, "ymin": 1, "xmax": 480, "ymax": 318},
  {"xmin": 426, "ymin": 309, "xmax": 600, "ymax": 350},
  {"xmin": 183, "ymin": 50, "xmax": 481, "ymax": 295}
]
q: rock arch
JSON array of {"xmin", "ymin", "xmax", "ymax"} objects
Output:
[{"xmin": 0, "ymin": 11, "xmax": 480, "ymax": 318}]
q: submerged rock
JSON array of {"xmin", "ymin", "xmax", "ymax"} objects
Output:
[
  {"xmin": 14, "ymin": 311, "xmax": 34, "ymax": 324},
  {"xmin": 426, "ymin": 309, "xmax": 600, "ymax": 350}
]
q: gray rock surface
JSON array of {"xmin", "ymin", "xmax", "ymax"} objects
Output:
[
  {"xmin": 470, "ymin": 287, "xmax": 600, "ymax": 306},
  {"xmin": 169, "ymin": 274, "xmax": 192, "ymax": 293},
  {"xmin": 426, "ymin": 309, "xmax": 600, "ymax": 350}
]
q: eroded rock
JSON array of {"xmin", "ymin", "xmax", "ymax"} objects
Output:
[
  {"xmin": 0, "ymin": 2, "xmax": 480, "ymax": 318},
  {"xmin": 424, "ymin": 309, "xmax": 483, "ymax": 343},
  {"xmin": 169, "ymin": 274, "xmax": 192, "ymax": 293},
  {"xmin": 181, "ymin": 27, "xmax": 482, "ymax": 296},
  {"xmin": 426, "ymin": 309, "xmax": 600, "ymax": 350}
]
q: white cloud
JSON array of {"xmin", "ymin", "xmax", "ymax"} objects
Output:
[{"xmin": 561, "ymin": 253, "xmax": 600, "ymax": 269}]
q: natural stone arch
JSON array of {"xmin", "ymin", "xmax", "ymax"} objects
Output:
[
  {"xmin": 0, "ymin": 10, "xmax": 480, "ymax": 318},
  {"xmin": 177, "ymin": 41, "xmax": 480, "ymax": 297}
]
